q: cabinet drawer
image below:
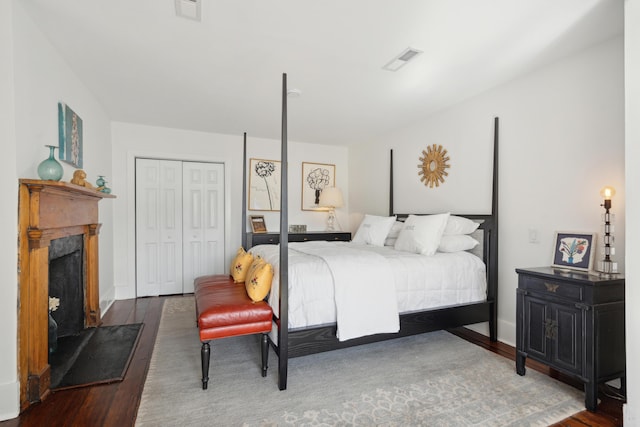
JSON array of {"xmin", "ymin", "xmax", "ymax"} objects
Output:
[
  {"xmin": 252, "ymin": 234, "xmax": 279, "ymax": 245},
  {"xmin": 521, "ymin": 276, "xmax": 583, "ymax": 301}
]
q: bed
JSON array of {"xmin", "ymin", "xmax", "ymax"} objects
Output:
[{"xmin": 240, "ymin": 74, "xmax": 499, "ymax": 390}]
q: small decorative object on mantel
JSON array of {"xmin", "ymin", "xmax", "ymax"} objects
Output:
[
  {"xmin": 37, "ymin": 145, "xmax": 64, "ymax": 181},
  {"xmin": 96, "ymin": 175, "xmax": 112, "ymax": 194},
  {"xmin": 70, "ymin": 169, "xmax": 95, "ymax": 189},
  {"xmin": 418, "ymin": 144, "xmax": 450, "ymax": 188}
]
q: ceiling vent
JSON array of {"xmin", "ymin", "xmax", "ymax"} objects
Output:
[
  {"xmin": 382, "ymin": 47, "xmax": 423, "ymax": 72},
  {"xmin": 175, "ymin": 0, "xmax": 201, "ymax": 21}
]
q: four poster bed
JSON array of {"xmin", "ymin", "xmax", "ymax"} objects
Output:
[{"xmin": 240, "ymin": 74, "xmax": 499, "ymax": 390}]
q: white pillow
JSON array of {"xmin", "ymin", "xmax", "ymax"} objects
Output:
[
  {"xmin": 394, "ymin": 213, "xmax": 450, "ymax": 255},
  {"xmin": 384, "ymin": 221, "xmax": 403, "ymax": 246},
  {"xmin": 352, "ymin": 215, "xmax": 397, "ymax": 247},
  {"xmin": 438, "ymin": 235, "xmax": 479, "ymax": 252},
  {"xmin": 444, "ymin": 215, "xmax": 480, "ymax": 235}
]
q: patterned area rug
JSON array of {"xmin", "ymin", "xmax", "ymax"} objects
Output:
[{"xmin": 136, "ymin": 296, "xmax": 584, "ymax": 426}]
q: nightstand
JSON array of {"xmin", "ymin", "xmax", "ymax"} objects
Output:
[
  {"xmin": 515, "ymin": 267, "xmax": 625, "ymax": 411},
  {"xmin": 246, "ymin": 231, "xmax": 351, "ymax": 249}
]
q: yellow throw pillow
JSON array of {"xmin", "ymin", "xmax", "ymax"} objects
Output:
[
  {"xmin": 245, "ymin": 256, "xmax": 264, "ymax": 279},
  {"xmin": 245, "ymin": 259, "xmax": 274, "ymax": 302},
  {"xmin": 229, "ymin": 247, "xmax": 254, "ymax": 283}
]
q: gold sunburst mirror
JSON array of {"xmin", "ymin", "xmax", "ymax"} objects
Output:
[{"xmin": 418, "ymin": 144, "xmax": 450, "ymax": 188}]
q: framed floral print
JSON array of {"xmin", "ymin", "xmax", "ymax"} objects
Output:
[
  {"xmin": 249, "ymin": 158, "xmax": 281, "ymax": 211},
  {"xmin": 551, "ymin": 231, "xmax": 596, "ymax": 271},
  {"xmin": 301, "ymin": 162, "xmax": 335, "ymax": 211}
]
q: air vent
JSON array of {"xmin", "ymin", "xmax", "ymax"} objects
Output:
[
  {"xmin": 175, "ymin": 0, "xmax": 201, "ymax": 21},
  {"xmin": 382, "ymin": 47, "xmax": 423, "ymax": 72}
]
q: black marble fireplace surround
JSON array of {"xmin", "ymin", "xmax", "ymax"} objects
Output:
[{"xmin": 48, "ymin": 235, "xmax": 84, "ymax": 338}]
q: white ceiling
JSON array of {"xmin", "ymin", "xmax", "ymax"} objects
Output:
[{"xmin": 21, "ymin": 0, "xmax": 623, "ymax": 146}]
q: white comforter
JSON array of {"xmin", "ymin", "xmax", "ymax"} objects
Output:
[
  {"xmin": 250, "ymin": 241, "xmax": 487, "ymax": 339},
  {"xmin": 292, "ymin": 242, "xmax": 399, "ymax": 341}
]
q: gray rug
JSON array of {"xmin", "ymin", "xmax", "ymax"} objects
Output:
[{"xmin": 136, "ymin": 297, "xmax": 584, "ymax": 426}]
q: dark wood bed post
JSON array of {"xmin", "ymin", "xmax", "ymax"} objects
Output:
[
  {"xmin": 389, "ymin": 149, "xmax": 394, "ymax": 216},
  {"xmin": 241, "ymin": 132, "xmax": 248, "ymax": 249},
  {"xmin": 488, "ymin": 116, "xmax": 499, "ymax": 341},
  {"xmin": 278, "ymin": 73, "xmax": 290, "ymax": 390},
  {"xmin": 388, "ymin": 117, "xmax": 499, "ymax": 342}
]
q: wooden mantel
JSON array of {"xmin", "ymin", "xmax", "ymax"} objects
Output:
[{"xmin": 17, "ymin": 179, "xmax": 115, "ymax": 411}]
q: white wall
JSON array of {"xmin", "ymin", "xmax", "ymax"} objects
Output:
[
  {"xmin": 111, "ymin": 122, "xmax": 348, "ymax": 299},
  {"xmin": 0, "ymin": 1, "xmax": 19, "ymax": 420},
  {"xmin": 0, "ymin": 3, "xmax": 115, "ymax": 420},
  {"xmin": 624, "ymin": 0, "xmax": 639, "ymax": 423},
  {"xmin": 12, "ymin": 3, "xmax": 115, "ymax": 312},
  {"xmin": 350, "ymin": 36, "xmax": 625, "ymax": 346}
]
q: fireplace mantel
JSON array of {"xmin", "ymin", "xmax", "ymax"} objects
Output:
[{"xmin": 18, "ymin": 179, "xmax": 114, "ymax": 411}]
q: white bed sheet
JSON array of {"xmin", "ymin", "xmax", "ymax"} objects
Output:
[{"xmin": 249, "ymin": 241, "xmax": 487, "ymax": 330}]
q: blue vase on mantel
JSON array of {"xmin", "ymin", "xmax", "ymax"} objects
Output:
[{"xmin": 37, "ymin": 145, "xmax": 63, "ymax": 181}]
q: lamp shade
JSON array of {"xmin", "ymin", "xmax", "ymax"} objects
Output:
[{"xmin": 319, "ymin": 187, "xmax": 344, "ymax": 208}]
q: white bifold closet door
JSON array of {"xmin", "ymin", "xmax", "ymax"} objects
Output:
[{"xmin": 136, "ymin": 159, "xmax": 225, "ymax": 297}]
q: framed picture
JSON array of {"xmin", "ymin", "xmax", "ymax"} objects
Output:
[
  {"xmin": 301, "ymin": 162, "xmax": 335, "ymax": 211},
  {"xmin": 249, "ymin": 215, "xmax": 267, "ymax": 233},
  {"xmin": 58, "ymin": 102, "xmax": 83, "ymax": 168},
  {"xmin": 249, "ymin": 158, "xmax": 281, "ymax": 211},
  {"xmin": 551, "ymin": 231, "xmax": 596, "ymax": 271}
]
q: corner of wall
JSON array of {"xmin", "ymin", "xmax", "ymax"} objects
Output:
[{"xmin": 0, "ymin": 380, "xmax": 19, "ymax": 422}]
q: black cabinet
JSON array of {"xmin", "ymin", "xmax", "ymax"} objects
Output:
[
  {"xmin": 516, "ymin": 267, "xmax": 625, "ymax": 411},
  {"xmin": 246, "ymin": 232, "xmax": 351, "ymax": 248}
]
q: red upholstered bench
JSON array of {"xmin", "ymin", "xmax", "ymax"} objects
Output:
[{"xmin": 194, "ymin": 274, "xmax": 273, "ymax": 390}]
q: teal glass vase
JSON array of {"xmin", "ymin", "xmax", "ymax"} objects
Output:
[{"xmin": 37, "ymin": 145, "xmax": 64, "ymax": 181}]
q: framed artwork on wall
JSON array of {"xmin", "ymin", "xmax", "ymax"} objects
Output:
[
  {"xmin": 58, "ymin": 102, "xmax": 83, "ymax": 168},
  {"xmin": 301, "ymin": 162, "xmax": 335, "ymax": 211},
  {"xmin": 551, "ymin": 231, "xmax": 596, "ymax": 271},
  {"xmin": 249, "ymin": 215, "xmax": 267, "ymax": 233},
  {"xmin": 249, "ymin": 158, "xmax": 281, "ymax": 211}
]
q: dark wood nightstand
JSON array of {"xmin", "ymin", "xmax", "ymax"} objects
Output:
[
  {"xmin": 515, "ymin": 267, "xmax": 625, "ymax": 411},
  {"xmin": 246, "ymin": 231, "xmax": 351, "ymax": 249}
]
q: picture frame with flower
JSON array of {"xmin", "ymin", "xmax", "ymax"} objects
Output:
[
  {"xmin": 248, "ymin": 158, "xmax": 281, "ymax": 211},
  {"xmin": 551, "ymin": 231, "xmax": 596, "ymax": 271}
]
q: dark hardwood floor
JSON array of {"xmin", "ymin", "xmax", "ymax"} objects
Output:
[{"xmin": 1, "ymin": 297, "xmax": 624, "ymax": 426}]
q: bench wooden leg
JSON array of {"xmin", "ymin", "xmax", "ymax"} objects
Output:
[
  {"xmin": 261, "ymin": 333, "xmax": 269, "ymax": 377},
  {"xmin": 201, "ymin": 341, "xmax": 210, "ymax": 390}
]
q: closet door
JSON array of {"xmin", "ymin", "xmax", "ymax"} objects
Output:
[
  {"xmin": 182, "ymin": 162, "xmax": 225, "ymax": 293},
  {"xmin": 135, "ymin": 159, "xmax": 183, "ymax": 296}
]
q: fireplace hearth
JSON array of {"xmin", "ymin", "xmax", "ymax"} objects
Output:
[{"xmin": 18, "ymin": 180, "xmax": 114, "ymax": 412}]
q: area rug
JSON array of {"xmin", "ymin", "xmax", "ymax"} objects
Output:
[
  {"xmin": 50, "ymin": 323, "xmax": 143, "ymax": 390},
  {"xmin": 136, "ymin": 297, "xmax": 584, "ymax": 426}
]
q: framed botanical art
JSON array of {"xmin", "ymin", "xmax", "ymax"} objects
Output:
[
  {"xmin": 551, "ymin": 231, "xmax": 596, "ymax": 271},
  {"xmin": 249, "ymin": 158, "xmax": 281, "ymax": 211},
  {"xmin": 301, "ymin": 162, "xmax": 335, "ymax": 211},
  {"xmin": 58, "ymin": 102, "xmax": 83, "ymax": 168}
]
